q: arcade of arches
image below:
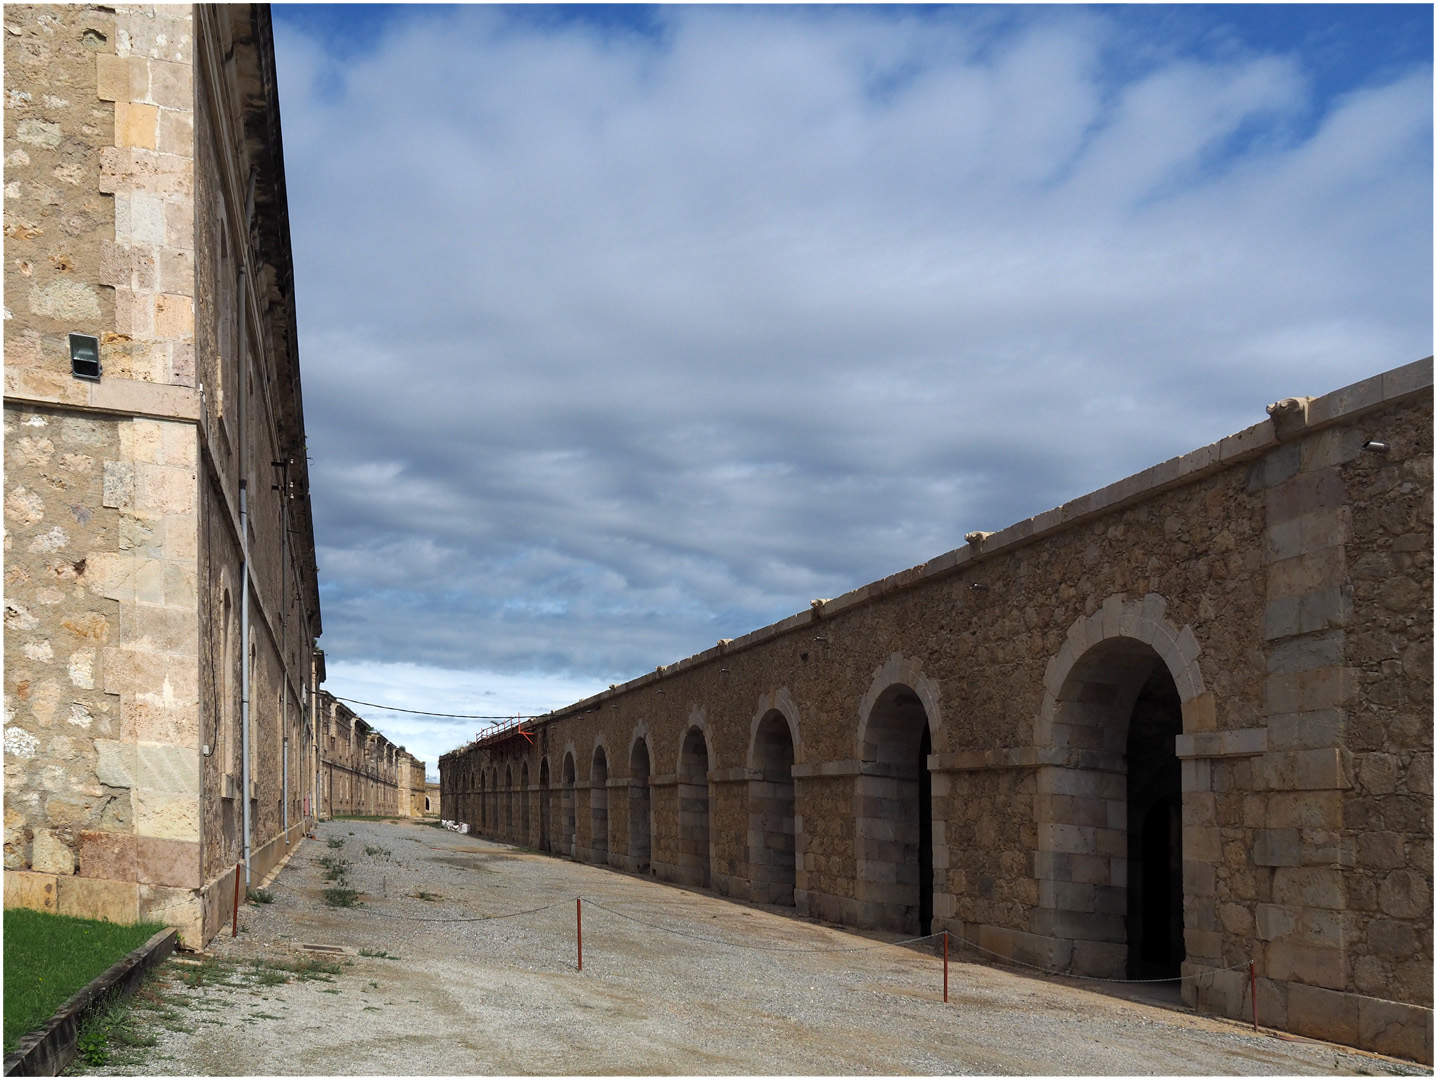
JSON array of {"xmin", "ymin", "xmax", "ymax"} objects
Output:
[{"xmin": 441, "ymin": 363, "xmax": 1432, "ymax": 1062}]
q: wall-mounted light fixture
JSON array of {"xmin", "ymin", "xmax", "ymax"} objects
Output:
[
  {"xmin": 69, "ymin": 332, "xmax": 100, "ymax": 381},
  {"xmin": 1362, "ymin": 440, "xmax": 1390, "ymax": 454},
  {"xmin": 970, "ymin": 582, "xmax": 991, "ymax": 591}
]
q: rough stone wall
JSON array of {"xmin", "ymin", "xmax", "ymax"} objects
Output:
[
  {"xmin": 315, "ymin": 693, "xmax": 417, "ymax": 819},
  {"xmin": 5, "ymin": 4, "xmax": 322, "ymax": 948},
  {"xmin": 442, "ymin": 361, "xmax": 1432, "ymax": 1062}
]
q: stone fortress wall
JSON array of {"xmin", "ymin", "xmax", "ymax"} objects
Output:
[
  {"xmin": 316, "ymin": 691, "xmax": 425, "ymax": 820},
  {"xmin": 4, "ymin": 4, "xmax": 323, "ymax": 947},
  {"xmin": 445, "ymin": 359, "xmax": 1432, "ymax": 1062}
]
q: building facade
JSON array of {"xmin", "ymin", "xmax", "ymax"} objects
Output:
[
  {"xmin": 315, "ymin": 691, "xmax": 426, "ymax": 820},
  {"xmin": 4, "ymin": 4, "xmax": 321, "ymax": 947},
  {"xmin": 444, "ymin": 360, "xmax": 1433, "ymax": 1062}
]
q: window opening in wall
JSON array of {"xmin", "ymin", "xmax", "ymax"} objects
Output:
[
  {"xmin": 628, "ymin": 738, "xmax": 652, "ymax": 873},
  {"xmin": 750, "ymin": 711, "xmax": 796, "ymax": 906},
  {"xmin": 678, "ymin": 727, "xmax": 711, "ymax": 889}
]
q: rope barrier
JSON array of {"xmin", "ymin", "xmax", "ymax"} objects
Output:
[
  {"xmin": 252, "ymin": 835, "xmax": 1255, "ymax": 995},
  {"xmin": 942, "ymin": 933, "xmax": 1251, "ymax": 984},
  {"xmin": 579, "ymin": 896, "xmax": 941, "ymax": 954}
]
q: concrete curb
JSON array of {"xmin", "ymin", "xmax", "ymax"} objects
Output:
[{"xmin": 2, "ymin": 926, "xmax": 178, "ymax": 1077}]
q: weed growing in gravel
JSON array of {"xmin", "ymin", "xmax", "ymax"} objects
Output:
[
  {"xmin": 72, "ymin": 984, "xmax": 159, "ymax": 1069},
  {"xmin": 363, "ymin": 845, "xmax": 391, "ymax": 858},
  {"xmin": 317, "ymin": 855, "xmax": 352, "ymax": 883},
  {"xmin": 323, "ymin": 887, "xmax": 362, "ymax": 908},
  {"xmin": 327, "ymin": 836, "xmax": 346, "ymax": 849},
  {"xmin": 245, "ymin": 956, "xmax": 343, "ymax": 981},
  {"xmin": 410, "ymin": 890, "xmax": 441, "ymax": 902},
  {"xmin": 358, "ymin": 948, "xmax": 399, "ymax": 960},
  {"xmin": 247, "ymin": 887, "xmax": 275, "ymax": 904},
  {"xmin": 320, "ymin": 988, "xmax": 341, "ymax": 995}
]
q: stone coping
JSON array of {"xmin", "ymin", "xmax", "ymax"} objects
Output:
[
  {"xmin": 438, "ymin": 356, "xmax": 1432, "ymax": 754},
  {"xmin": 2, "ymin": 926, "xmax": 177, "ymax": 1077}
]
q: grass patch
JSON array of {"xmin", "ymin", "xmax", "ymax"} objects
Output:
[
  {"xmin": 247, "ymin": 887, "xmax": 275, "ymax": 904},
  {"xmin": 358, "ymin": 948, "xmax": 399, "ymax": 960},
  {"xmin": 322, "ymin": 887, "xmax": 362, "ymax": 908},
  {"xmin": 326, "ymin": 836, "xmax": 346, "ymax": 849},
  {"xmin": 409, "ymin": 890, "xmax": 441, "ymax": 902},
  {"xmin": 363, "ymin": 845, "xmax": 391, "ymax": 858},
  {"xmin": 3, "ymin": 909, "xmax": 165, "ymax": 1054}
]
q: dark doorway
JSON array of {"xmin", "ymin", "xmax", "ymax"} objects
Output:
[
  {"xmin": 751, "ymin": 711, "xmax": 796, "ymax": 906},
  {"xmin": 629, "ymin": 738, "xmax": 652, "ymax": 872},
  {"xmin": 858, "ymin": 684, "xmax": 934, "ymax": 935},
  {"xmin": 917, "ymin": 724, "xmax": 933, "ymax": 936},
  {"xmin": 1125, "ymin": 667, "xmax": 1185, "ymax": 979},
  {"xmin": 539, "ymin": 758, "xmax": 551, "ymax": 851},
  {"xmin": 678, "ymin": 726, "xmax": 711, "ymax": 888}
]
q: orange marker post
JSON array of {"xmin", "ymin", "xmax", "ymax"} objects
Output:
[
  {"xmin": 232, "ymin": 862, "xmax": 242, "ymax": 938},
  {"xmin": 943, "ymin": 931, "xmax": 949, "ymax": 1004}
]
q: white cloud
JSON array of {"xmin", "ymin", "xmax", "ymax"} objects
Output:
[{"xmin": 272, "ymin": 7, "xmax": 1431, "ymax": 753}]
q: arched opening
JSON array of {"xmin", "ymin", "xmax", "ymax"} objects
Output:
[
  {"xmin": 478, "ymin": 771, "xmax": 486, "ymax": 831},
  {"xmin": 591, "ymin": 746, "xmax": 609, "ymax": 863},
  {"xmin": 857, "ymin": 684, "xmax": 933, "ymax": 935},
  {"xmin": 539, "ymin": 757, "xmax": 551, "ymax": 851},
  {"xmin": 1126, "ymin": 666, "xmax": 1185, "ymax": 979},
  {"xmin": 628, "ymin": 738, "xmax": 652, "ymax": 872},
  {"xmin": 1038, "ymin": 637, "xmax": 1186, "ymax": 979},
  {"xmin": 520, "ymin": 761, "xmax": 531, "ymax": 844},
  {"xmin": 504, "ymin": 765, "xmax": 514, "ymax": 836},
  {"xmin": 678, "ymin": 726, "xmax": 711, "ymax": 888},
  {"xmin": 749, "ymin": 711, "xmax": 796, "ymax": 906},
  {"xmin": 562, "ymin": 753, "xmax": 577, "ymax": 857}
]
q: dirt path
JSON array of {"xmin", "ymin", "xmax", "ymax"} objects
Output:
[{"xmin": 86, "ymin": 819, "xmax": 1429, "ymax": 1076}]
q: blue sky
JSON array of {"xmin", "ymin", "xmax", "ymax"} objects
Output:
[{"xmin": 269, "ymin": 4, "xmax": 1432, "ymax": 774}]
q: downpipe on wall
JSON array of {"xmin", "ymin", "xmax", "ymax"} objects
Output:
[{"xmin": 238, "ymin": 169, "xmax": 256, "ymax": 889}]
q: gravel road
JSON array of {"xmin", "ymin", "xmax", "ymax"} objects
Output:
[{"xmin": 84, "ymin": 818, "xmax": 1429, "ymax": 1076}]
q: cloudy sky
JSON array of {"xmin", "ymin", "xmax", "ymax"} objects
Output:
[{"xmin": 270, "ymin": 4, "xmax": 1432, "ymax": 774}]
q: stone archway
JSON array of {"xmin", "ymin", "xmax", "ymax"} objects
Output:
[
  {"xmin": 1034, "ymin": 593, "xmax": 1205, "ymax": 978},
  {"xmin": 748, "ymin": 703, "xmax": 798, "ymax": 907},
  {"xmin": 591, "ymin": 745, "xmax": 610, "ymax": 863},
  {"xmin": 562, "ymin": 751, "xmax": 577, "ymax": 858},
  {"xmin": 538, "ymin": 757, "xmax": 551, "ymax": 851},
  {"xmin": 678, "ymin": 725, "xmax": 711, "ymax": 889},
  {"xmin": 628, "ymin": 733, "xmax": 652, "ymax": 873},
  {"xmin": 520, "ymin": 761, "xmax": 531, "ymax": 845},
  {"xmin": 504, "ymin": 764, "xmax": 514, "ymax": 837}
]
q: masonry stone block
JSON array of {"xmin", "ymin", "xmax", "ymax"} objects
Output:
[
  {"xmin": 4, "ymin": 871, "xmax": 58, "ymax": 912},
  {"xmin": 32, "ymin": 828, "xmax": 75, "ymax": 875},
  {"xmin": 1272, "ymin": 867, "xmax": 1344, "ymax": 910},
  {"xmin": 1377, "ymin": 869, "xmax": 1430, "ymax": 920},
  {"xmin": 58, "ymin": 874, "xmax": 140, "ymax": 923},
  {"xmin": 1265, "ymin": 790, "xmax": 1342, "ymax": 830},
  {"xmin": 79, "ymin": 830, "xmax": 138, "ymax": 880},
  {"xmin": 1358, "ymin": 996, "xmax": 1434, "ymax": 1062},
  {"xmin": 1287, "ymin": 983, "xmax": 1361, "ymax": 1044},
  {"xmin": 1253, "ymin": 828, "xmax": 1301, "ymax": 866}
]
